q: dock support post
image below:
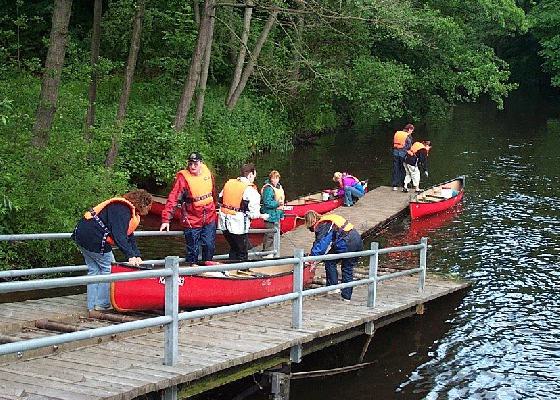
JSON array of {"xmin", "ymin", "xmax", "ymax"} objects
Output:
[
  {"xmin": 273, "ymin": 224, "xmax": 281, "ymax": 256},
  {"xmin": 164, "ymin": 256, "xmax": 179, "ymax": 366},
  {"xmin": 270, "ymin": 371, "xmax": 291, "ymax": 400},
  {"xmin": 367, "ymin": 242, "xmax": 379, "ymax": 308},
  {"xmin": 292, "ymin": 249, "xmax": 303, "ymax": 330},
  {"xmin": 162, "ymin": 385, "xmax": 177, "ymax": 400},
  {"xmin": 419, "ymin": 237, "xmax": 427, "ymax": 292}
]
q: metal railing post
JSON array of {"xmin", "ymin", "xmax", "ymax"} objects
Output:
[
  {"xmin": 367, "ymin": 242, "xmax": 379, "ymax": 308},
  {"xmin": 273, "ymin": 224, "xmax": 281, "ymax": 256},
  {"xmin": 164, "ymin": 256, "xmax": 180, "ymax": 366},
  {"xmin": 419, "ymin": 237, "xmax": 428, "ymax": 292},
  {"xmin": 292, "ymin": 249, "xmax": 304, "ymax": 329}
]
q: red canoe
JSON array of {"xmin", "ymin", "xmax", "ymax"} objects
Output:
[
  {"xmin": 409, "ymin": 176, "xmax": 465, "ymax": 219},
  {"xmin": 150, "ymin": 183, "xmax": 367, "ymax": 234},
  {"xmin": 110, "ymin": 261, "xmax": 316, "ymax": 311}
]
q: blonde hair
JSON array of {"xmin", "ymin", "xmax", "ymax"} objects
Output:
[
  {"xmin": 332, "ymin": 171, "xmax": 342, "ymax": 182},
  {"xmin": 304, "ymin": 210, "xmax": 321, "ymax": 228},
  {"xmin": 269, "ymin": 170, "xmax": 281, "ymax": 180}
]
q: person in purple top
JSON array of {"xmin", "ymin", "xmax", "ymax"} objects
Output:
[{"xmin": 333, "ymin": 172, "xmax": 365, "ymax": 207}]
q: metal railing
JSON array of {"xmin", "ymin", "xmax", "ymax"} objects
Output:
[
  {"xmin": 0, "ymin": 226, "xmax": 281, "ymax": 279},
  {"xmin": 0, "ymin": 236, "xmax": 427, "ymax": 362}
]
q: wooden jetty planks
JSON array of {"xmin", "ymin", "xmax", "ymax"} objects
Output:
[{"xmin": 279, "ymin": 186, "xmax": 411, "ymax": 257}]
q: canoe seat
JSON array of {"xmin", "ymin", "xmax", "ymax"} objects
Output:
[{"xmin": 249, "ymin": 264, "xmax": 294, "ymax": 277}]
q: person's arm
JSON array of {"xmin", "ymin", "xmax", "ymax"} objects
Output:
[
  {"xmin": 310, "ymin": 223, "xmax": 334, "ymax": 256},
  {"xmin": 106, "ymin": 204, "xmax": 139, "ymax": 259},
  {"xmin": 245, "ymin": 187, "xmax": 263, "ymax": 219},
  {"xmin": 160, "ymin": 173, "xmax": 187, "ymax": 228},
  {"xmin": 262, "ymin": 187, "xmax": 279, "ymax": 210}
]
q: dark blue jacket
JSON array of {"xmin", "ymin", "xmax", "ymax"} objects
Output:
[
  {"xmin": 310, "ymin": 222, "xmax": 363, "ymax": 256},
  {"xmin": 72, "ymin": 203, "xmax": 141, "ymax": 258}
]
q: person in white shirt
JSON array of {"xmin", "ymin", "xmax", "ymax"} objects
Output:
[{"xmin": 218, "ymin": 163, "xmax": 269, "ymax": 261}]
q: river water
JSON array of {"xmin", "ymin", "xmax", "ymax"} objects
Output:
[{"xmin": 189, "ymin": 89, "xmax": 560, "ymax": 400}]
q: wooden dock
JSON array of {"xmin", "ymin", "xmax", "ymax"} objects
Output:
[{"xmin": 0, "ymin": 187, "xmax": 469, "ymax": 399}]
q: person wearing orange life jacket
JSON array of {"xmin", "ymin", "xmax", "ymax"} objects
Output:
[
  {"xmin": 391, "ymin": 123, "xmax": 414, "ymax": 191},
  {"xmin": 304, "ymin": 211, "xmax": 363, "ymax": 301},
  {"xmin": 260, "ymin": 170, "xmax": 285, "ymax": 256},
  {"xmin": 159, "ymin": 152, "xmax": 218, "ymax": 264},
  {"xmin": 403, "ymin": 141, "xmax": 431, "ymax": 193},
  {"xmin": 218, "ymin": 163, "xmax": 270, "ymax": 261},
  {"xmin": 72, "ymin": 189, "xmax": 152, "ymax": 311}
]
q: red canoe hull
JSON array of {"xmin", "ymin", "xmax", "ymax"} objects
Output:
[
  {"xmin": 110, "ymin": 263, "xmax": 316, "ymax": 311},
  {"xmin": 409, "ymin": 176, "xmax": 465, "ymax": 219}
]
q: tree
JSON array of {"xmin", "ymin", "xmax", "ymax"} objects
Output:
[
  {"xmin": 174, "ymin": 0, "xmax": 215, "ymax": 131},
  {"xmin": 106, "ymin": 0, "xmax": 145, "ymax": 168},
  {"xmin": 31, "ymin": 0, "xmax": 72, "ymax": 148},
  {"xmin": 226, "ymin": 0, "xmax": 253, "ymax": 105},
  {"xmin": 226, "ymin": 9, "xmax": 278, "ymax": 110},
  {"xmin": 85, "ymin": 0, "xmax": 102, "ymax": 137},
  {"xmin": 195, "ymin": 5, "xmax": 216, "ymax": 122},
  {"xmin": 529, "ymin": 0, "xmax": 560, "ymax": 87}
]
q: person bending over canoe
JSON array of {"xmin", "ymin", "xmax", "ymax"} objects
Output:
[
  {"xmin": 403, "ymin": 141, "xmax": 431, "ymax": 193},
  {"xmin": 304, "ymin": 211, "xmax": 363, "ymax": 301},
  {"xmin": 159, "ymin": 152, "xmax": 218, "ymax": 265},
  {"xmin": 72, "ymin": 189, "xmax": 152, "ymax": 311},
  {"xmin": 392, "ymin": 123, "xmax": 414, "ymax": 191},
  {"xmin": 333, "ymin": 171, "xmax": 365, "ymax": 207},
  {"xmin": 260, "ymin": 170, "xmax": 285, "ymax": 257},
  {"xmin": 218, "ymin": 163, "xmax": 269, "ymax": 261}
]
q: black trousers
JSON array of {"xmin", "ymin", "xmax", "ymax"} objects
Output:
[
  {"xmin": 223, "ymin": 230, "xmax": 249, "ymax": 261},
  {"xmin": 391, "ymin": 154, "xmax": 405, "ymax": 187}
]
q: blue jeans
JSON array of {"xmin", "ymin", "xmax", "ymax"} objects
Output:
[
  {"xmin": 80, "ymin": 246, "xmax": 114, "ymax": 310},
  {"xmin": 344, "ymin": 184, "xmax": 365, "ymax": 206},
  {"xmin": 325, "ymin": 257, "xmax": 357, "ymax": 300},
  {"xmin": 184, "ymin": 222, "xmax": 216, "ymax": 263}
]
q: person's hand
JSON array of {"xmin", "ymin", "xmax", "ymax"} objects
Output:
[
  {"xmin": 128, "ymin": 257, "xmax": 142, "ymax": 266},
  {"xmin": 261, "ymin": 213, "xmax": 270, "ymax": 221},
  {"xmin": 424, "ymin": 171, "xmax": 429, "ymax": 177},
  {"xmin": 160, "ymin": 222, "xmax": 170, "ymax": 231}
]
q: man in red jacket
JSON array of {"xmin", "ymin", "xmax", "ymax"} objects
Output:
[{"xmin": 160, "ymin": 152, "xmax": 217, "ymax": 264}]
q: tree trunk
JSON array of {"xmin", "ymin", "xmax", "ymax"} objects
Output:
[
  {"xmin": 115, "ymin": 0, "xmax": 145, "ymax": 123},
  {"xmin": 226, "ymin": 10, "xmax": 278, "ymax": 110},
  {"xmin": 31, "ymin": 0, "xmax": 73, "ymax": 148},
  {"xmin": 225, "ymin": 0, "xmax": 253, "ymax": 105},
  {"xmin": 193, "ymin": 0, "xmax": 200, "ymax": 26},
  {"xmin": 174, "ymin": 0, "xmax": 215, "ymax": 132},
  {"xmin": 194, "ymin": 7, "xmax": 216, "ymax": 122},
  {"xmin": 107, "ymin": 0, "xmax": 145, "ymax": 168},
  {"xmin": 85, "ymin": 0, "xmax": 102, "ymax": 137},
  {"xmin": 290, "ymin": 0, "xmax": 305, "ymax": 97}
]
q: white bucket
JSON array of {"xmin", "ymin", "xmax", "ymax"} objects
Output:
[{"xmin": 322, "ymin": 191, "xmax": 330, "ymax": 201}]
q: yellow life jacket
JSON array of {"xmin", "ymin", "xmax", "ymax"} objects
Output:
[
  {"xmin": 220, "ymin": 179, "xmax": 255, "ymax": 215},
  {"xmin": 84, "ymin": 197, "xmax": 140, "ymax": 245},
  {"xmin": 314, "ymin": 214, "xmax": 353, "ymax": 232},
  {"xmin": 393, "ymin": 131, "xmax": 409, "ymax": 149},
  {"xmin": 261, "ymin": 183, "xmax": 285, "ymax": 204},
  {"xmin": 178, "ymin": 164, "xmax": 214, "ymax": 206},
  {"xmin": 407, "ymin": 142, "xmax": 427, "ymax": 156}
]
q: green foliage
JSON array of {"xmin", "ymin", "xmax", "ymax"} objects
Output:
[{"xmin": 529, "ymin": 0, "xmax": 560, "ymax": 87}]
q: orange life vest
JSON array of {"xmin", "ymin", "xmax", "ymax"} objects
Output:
[
  {"xmin": 407, "ymin": 142, "xmax": 427, "ymax": 156},
  {"xmin": 220, "ymin": 179, "xmax": 256, "ymax": 215},
  {"xmin": 393, "ymin": 131, "xmax": 409, "ymax": 149},
  {"xmin": 84, "ymin": 197, "xmax": 140, "ymax": 246},
  {"xmin": 261, "ymin": 183, "xmax": 285, "ymax": 204},
  {"xmin": 178, "ymin": 164, "xmax": 214, "ymax": 206},
  {"xmin": 314, "ymin": 214, "xmax": 354, "ymax": 232}
]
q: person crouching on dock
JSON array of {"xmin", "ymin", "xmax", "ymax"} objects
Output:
[{"xmin": 304, "ymin": 211, "xmax": 363, "ymax": 301}]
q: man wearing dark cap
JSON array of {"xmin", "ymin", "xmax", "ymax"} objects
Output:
[{"xmin": 160, "ymin": 152, "xmax": 217, "ymax": 264}]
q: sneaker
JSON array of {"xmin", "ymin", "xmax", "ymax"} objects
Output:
[
  {"xmin": 344, "ymin": 203, "xmax": 352, "ymax": 207},
  {"xmin": 392, "ymin": 187, "xmax": 398, "ymax": 191},
  {"xmin": 262, "ymin": 254, "xmax": 275, "ymax": 259},
  {"xmin": 415, "ymin": 188, "xmax": 423, "ymax": 193},
  {"xmin": 341, "ymin": 297, "xmax": 351, "ymax": 302},
  {"xmin": 94, "ymin": 304, "xmax": 113, "ymax": 311},
  {"xmin": 402, "ymin": 188, "xmax": 409, "ymax": 193},
  {"xmin": 328, "ymin": 288, "xmax": 341, "ymax": 295}
]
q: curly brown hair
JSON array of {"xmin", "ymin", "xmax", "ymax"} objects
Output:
[{"xmin": 123, "ymin": 189, "xmax": 153, "ymax": 216}]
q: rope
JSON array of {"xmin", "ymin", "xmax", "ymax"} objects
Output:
[{"xmin": 289, "ymin": 361, "xmax": 376, "ymax": 380}]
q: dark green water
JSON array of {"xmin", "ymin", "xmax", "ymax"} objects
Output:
[{"xmin": 189, "ymin": 89, "xmax": 560, "ymax": 399}]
